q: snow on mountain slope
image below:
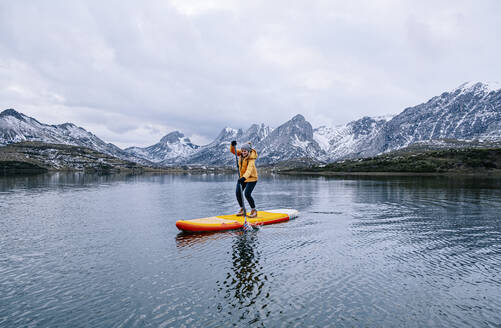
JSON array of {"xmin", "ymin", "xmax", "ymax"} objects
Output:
[
  {"xmin": 181, "ymin": 127, "xmax": 241, "ymax": 165},
  {"xmin": 182, "ymin": 123, "xmax": 273, "ymax": 166},
  {"xmin": 367, "ymin": 81, "xmax": 501, "ymax": 157},
  {"xmin": 314, "ymin": 116, "xmax": 391, "ymax": 160},
  {"xmin": 0, "ymin": 109, "xmax": 148, "ymax": 164},
  {"xmin": 3, "ymin": 81, "xmax": 501, "ymax": 167},
  {"xmin": 125, "ymin": 131, "xmax": 199, "ymax": 163},
  {"xmin": 256, "ymin": 114, "xmax": 326, "ymax": 164},
  {"xmin": 314, "ymin": 82, "xmax": 501, "ymax": 160},
  {"xmin": 240, "ymin": 123, "xmax": 272, "ymax": 145}
]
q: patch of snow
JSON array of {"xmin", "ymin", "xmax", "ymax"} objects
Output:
[
  {"xmin": 292, "ymin": 135, "xmax": 310, "ymax": 150},
  {"xmin": 371, "ymin": 114, "xmax": 395, "ymax": 122},
  {"xmin": 313, "ymin": 128, "xmax": 331, "ymax": 152},
  {"xmin": 456, "ymin": 81, "xmax": 501, "ymax": 94},
  {"xmin": 483, "ymin": 81, "xmax": 501, "ymax": 92},
  {"xmin": 224, "ymin": 127, "xmax": 238, "ymax": 134}
]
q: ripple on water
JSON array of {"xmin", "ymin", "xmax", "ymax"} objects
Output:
[{"xmin": 1, "ymin": 174, "xmax": 501, "ymax": 327}]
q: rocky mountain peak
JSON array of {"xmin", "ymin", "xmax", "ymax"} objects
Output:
[
  {"xmin": 57, "ymin": 123, "xmax": 78, "ymax": 129},
  {"xmin": 1, "ymin": 108, "xmax": 19, "ymax": 115},
  {"xmin": 253, "ymin": 114, "xmax": 325, "ymax": 164},
  {"xmin": 275, "ymin": 114, "xmax": 313, "ymax": 138},
  {"xmin": 291, "ymin": 114, "xmax": 306, "ymax": 122},
  {"xmin": 160, "ymin": 131, "xmax": 185, "ymax": 144},
  {"xmin": 125, "ymin": 129, "xmax": 198, "ymax": 164},
  {"xmin": 1, "ymin": 108, "xmax": 27, "ymax": 121},
  {"xmin": 348, "ymin": 116, "xmax": 387, "ymax": 139},
  {"xmin": 246, "ymin": 124, "xmax": 259, "ymax": 133},
  {"xmin": 455, "ymin": 81, "xmax": 501, "ymax": 93},
  {"xmin": 213, "ymin": 127, "xmax": 243, "ymax": 143},
  {"xmin": 240, "ymin": 123, "xmax": 272, "ymax": 145}
]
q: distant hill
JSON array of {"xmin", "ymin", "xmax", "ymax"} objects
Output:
[
  {"xmin": 281, "ymin": 145, "xmax": 501, "ymax": 175},
  {"xmin": 0, "ymin": 142, "xmax": 145, "ymax": 175}
]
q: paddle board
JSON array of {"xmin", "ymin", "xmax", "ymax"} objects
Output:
[{"xmin": 176, "ymin": 209, "xmax": 299, "ymax": 232}]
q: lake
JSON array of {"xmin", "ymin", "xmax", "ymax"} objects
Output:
[{"xmin": 1, "ymin": 173, "xmax": 500, "ymax": 327}]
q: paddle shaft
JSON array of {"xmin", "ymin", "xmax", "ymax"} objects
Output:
[{"xmin": 233, "ymin": 143, "xmax": 247, "ymax": 225}]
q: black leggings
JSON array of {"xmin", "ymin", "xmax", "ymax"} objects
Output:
[{"xmin": 236, "ymin": 181, "xmax": 257, "ymax": 209}]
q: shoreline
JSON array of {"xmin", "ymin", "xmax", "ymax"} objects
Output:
[
  {"xmin": 278, "ymin": 170, "xmax": 501, "ymax": 177},
  {"xmin": 3, "ymin": 168, "xmax": 501, "ymax": 178}
]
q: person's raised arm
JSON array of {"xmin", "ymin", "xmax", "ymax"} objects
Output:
[{"xmin": 230, "ymin": 140, "xmax": 241, "ymax": 156}]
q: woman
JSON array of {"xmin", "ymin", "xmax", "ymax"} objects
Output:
[{"xmin": 230, "ymin": 140, "xmax": 258, "ymax": 218}]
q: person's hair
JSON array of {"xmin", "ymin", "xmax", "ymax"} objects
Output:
[{"xmin": 241, "ymin": 143, "xmax": 252, "ymax": 152}]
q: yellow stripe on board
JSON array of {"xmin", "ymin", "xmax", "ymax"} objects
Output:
[
  {"xmin": 187, "ymin": 217, "xmax": 238, "ymax": 223},
  {"xmin": 217, "ymin": 211, "xmax": 287, "ymax": 224}
]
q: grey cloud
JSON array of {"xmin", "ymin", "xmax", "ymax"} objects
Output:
[{"xmin": 1, "ymin": 0, "xmax": 500, "ymax": 147}]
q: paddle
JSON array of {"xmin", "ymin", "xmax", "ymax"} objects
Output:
[{"xmin": 233, "ymin": 141, "xmax": 250, "ymax": 230}]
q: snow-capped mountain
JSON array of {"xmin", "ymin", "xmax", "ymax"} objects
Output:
[
  {"xmin": 2, "ymin": 81, "xmax": 500, "ymax": 168},
  {"xmin": 365, "ymin": 81, "xmax": 501, "ymax": 157},
  {"xmin": 255, "ymin": 114, "xmax": 326, "ymax": 164},
  {"xmin": 178, "ymin": 115, "xmax": 324, "ymax": 166},
  {"xmin": 125, "ymin": 131, "xmax": 199, "ymax": 164},
  {"xmin": 179, "ymin": 127, "xmax": 242, "ymax": 165},
  {"xmin": 0, "ymin": 108, "xmax": 148, "ymax": 164},
  {"xmin": 314, "ymin": 116, "xmax": 391, "ymax": 160},
  {"xmin": 314, "ymin": 81, "xmax": 501, "ymax": 160},
  {"xmin": 182, "ymin": 124, "xmax": 273, "ymax": 165},
  {"xmin": 241, "ymin": 123, "xmax": 273, "ymax": 145}
]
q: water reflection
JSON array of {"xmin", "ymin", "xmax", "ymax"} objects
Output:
[
  {"xmin": 2, "ymin": 173, "xmax": 500, "ymax": 327},
  {"xmin": 216, "ymin": 231, "xmax": 272, "ymax": 325},
  {"xmin": 176, "ymin": 230, "xmax": 273, "ymax": 326},
  {"xmin": 345, "ymin": 175, "xmax": 501, "ymax": 314},
  {"xmin": 175, "ymin": 231, "xmax": 237, "ymax": 248},
  {"xmin": 0, "ymin": 171, "xmax": 246, "ymax": 193},
  {"xmin": 0, "ymin": 172, "xmax": 138, "ymax": 192}
]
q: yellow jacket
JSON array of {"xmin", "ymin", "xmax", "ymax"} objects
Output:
[{"xmin": 230, "ymin": 145, "xmax": 258, "ymax": 182}]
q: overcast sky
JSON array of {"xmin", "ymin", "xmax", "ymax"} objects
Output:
[{"xmin": 1, "ymin": 0, "xmax": 500, "ymax": 147}]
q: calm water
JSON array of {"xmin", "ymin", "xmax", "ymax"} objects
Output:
[{"xmin": 1, "ymin": 173, "xmax": 500, "ymax": 328}]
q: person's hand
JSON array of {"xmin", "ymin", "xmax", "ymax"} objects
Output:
[
  {"xmin": 231, "ymin": 140, "xmax": 237, "ymax": 146},
  {"xmin": 238, "ymin": 177, "xmax": 246, "ymax": 184}
]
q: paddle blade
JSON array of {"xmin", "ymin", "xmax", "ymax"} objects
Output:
[{"xmin": 242, "ymin": 222, "xmax": 253, "ymax": 231}]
